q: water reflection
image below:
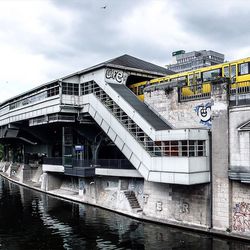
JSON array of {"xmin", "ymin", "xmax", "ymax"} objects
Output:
[{"xmin": 0, "ymin": 176, "xmax": 249, "ymax": 249}]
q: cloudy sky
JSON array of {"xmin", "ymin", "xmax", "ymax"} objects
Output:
[{"xmin": 0, "ymin": 0, "xmax": 249, "ymax": 102}]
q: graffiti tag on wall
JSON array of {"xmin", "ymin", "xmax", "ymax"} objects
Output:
[
  {"xmin": 233, "ymin": 202, "xmax": 250, "ymax": 232},
  {"xmin": 194, "ymin": 103, "xmax": 212, "ymax": 128},
  {"xmin": 156, "ymin": 201, "xmax": 163, "ymax": 211},
  {"xmin": 105, "ymin": 68, "xmax": 128, "ymax": 84},
  {"xmin": 180, "ymin": 202, "xmax": 189, "ymax": 214}
]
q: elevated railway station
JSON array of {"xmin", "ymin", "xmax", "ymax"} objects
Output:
[
  {"xmin": 1, "ymin": 54, "xmax": 250, "ymax": 239},
  {"xmin": 0, "ymin": 54, "xmax": 209, "ymax": 185}
]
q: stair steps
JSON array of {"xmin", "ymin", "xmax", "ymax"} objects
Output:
[{"xmin": 124, "ymin": 190, "xmax": 142, "ymax": 212}]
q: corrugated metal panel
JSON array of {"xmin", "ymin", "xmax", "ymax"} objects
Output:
[{"xmin": 109, "ymin": 83, "xmax": 171, "ymax": 130}]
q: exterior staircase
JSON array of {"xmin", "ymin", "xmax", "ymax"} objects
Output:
[
  {"xmin": 79, "ymin": 79, "xmax": 210, "ymax": 185},
  {"xmin": 124, "ymin": 190, "xmax": 142, "ymax": 212}
]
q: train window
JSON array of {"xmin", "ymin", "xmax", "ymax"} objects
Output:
[
  {"xmin": 231, "ymin": 65, "xmax": 236, "ymax": 78},
  {"xmin": 170, "ymin": 77, "xmax": 177, "ymax": 82},
  {"xmin": 130, "ymin": 87, "xmax": 137, "ymax": 95},
  {"xmin": 177, "ymin": 76, "xmax": 187, "ymax": 85},
  {"xmin": 138, "ymin": 85, "xmax": 145, "ymax": 95},
  {"xmin": 238, "ymin": 62, "xmax": 249, "ymax": 76},
  {"xmin": 224, "ymin": 66, "xmax": 229, "ymax": 77},
  {"xmin": 202, "ymin": 69, "xmax": 221, "ymax": 82},
  {"xmin": 188, "ymin": 74, "xmax": 194, "ymax": 85},
  {"xmin": 188, "ymin": 73, "xmax": 200, "ymax": 85}
]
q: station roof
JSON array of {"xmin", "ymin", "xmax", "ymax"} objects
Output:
[
  {"xmin": 0, "ymin": 54, "xmax": 173, "ymax": 106},
  {"xmin": 80, "ymin": 54, "xmax": 174, "ymax": 76}
]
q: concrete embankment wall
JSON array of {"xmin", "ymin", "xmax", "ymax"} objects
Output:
[
  {"xmin": 143, "ymin": 181, "xmax": 210, "ymax": 228},
  {"xmin": 0, "ymin": 164, "xmax": 210, "ymax": 230},
  {"xmin": 2, "ymin": 163, "xmax": 250, "ymax": 240}
]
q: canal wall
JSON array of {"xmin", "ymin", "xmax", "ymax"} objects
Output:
[
  {"xmin": 143, "ymin": 181, "xmax": 210, "ymax": 228},
  {"xmin": 2, "ymin": 163, "xmax": 250, "ymax": 240},
  {"xmin": 144, "ymin": 81, "xmax": 250, "ymax": 238}
]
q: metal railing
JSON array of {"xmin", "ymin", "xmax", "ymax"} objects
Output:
[
  {"xmin": 43, "ymin": 157, "xmax": 63, "ymax": 165},
  {"xmin": 229, "ymin": 82, "xmax": 250, "ymax": 106},
  {"xmin": 64, "ymin": 166, "xmax": 95, "ymax": 177},
  {"xmin": 72, "ymin": 159, "xmax": 135, "ymax": 169},
  {"xmin": 179, "ymin": 83, "xmax": 211, "ymax": 102}
]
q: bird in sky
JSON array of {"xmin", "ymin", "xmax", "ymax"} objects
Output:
[{"xmin": 101, "ymin": 5, "xmax": 107, "ymax": 9}]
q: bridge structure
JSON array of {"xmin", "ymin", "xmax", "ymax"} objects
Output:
[{"xmin": 0, "ymin": 54, "xmax": 210, "ymax": 185}]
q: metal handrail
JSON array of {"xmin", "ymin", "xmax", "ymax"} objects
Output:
[{"xmin": 71, "ymin": 159, "xmax": 134, "ymax": 169}]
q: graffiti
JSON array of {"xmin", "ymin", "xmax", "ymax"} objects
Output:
[
  {"xmin": 118, "ymin": 192, "xmax": 125, "ymax": 201},
  {"xmin": 156, "ymin": 201, "xmax": 163, "ymax": 211},
  {"xmin": 143, "ymin": 194, "xmax": 149, "ymax": 204},
  {"xmin": 105, "ymin": 68, "xmax": 127, "ymax": 84},
  {"xmin": 194, "ymin": 102, "xmax": 212, "ymax": 128},
  {"xmin": 111, "ymin": 191, "xmax": 117, "ymax": 201},
  {"xmin": 180, "ymin": 202, "xmax": 189, "ymax": 214},
  {"xmin": 11, "ymin": 170, "xmax": 16, "ymax": 176},
  {"xmin": 233, "ymin": 202, "xmax": 250, "ymax": 232}
]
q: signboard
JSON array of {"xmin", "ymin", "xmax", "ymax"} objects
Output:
[
  {"xmin": 172, "ymin": 50, "xmax": 185, "ymax": 56},
  {"xmin": 75, "ymin": 145, "xmax": 84, "ymax": 152}
]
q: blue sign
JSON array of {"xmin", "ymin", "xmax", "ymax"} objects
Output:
[{"xmin": 75, "ymin": 145, "xmax": 84, "ymax": 152}]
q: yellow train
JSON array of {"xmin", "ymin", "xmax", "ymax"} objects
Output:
[{"xmin": 128, "ymin": 57, "xmax": 250, "ymax": 101}]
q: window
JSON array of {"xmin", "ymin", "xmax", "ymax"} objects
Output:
[
  {"xmin": 62, "ymin": 83, "xmax": 79, "ymax": 95},
  {"xmin": 177, "ymin": 76, "xmax": 187, "ymax": 85},
  {"xmin": 224, "ymin": 66, "xmax": 229, "ymax": 78},
  {"xmin": 188, "ymin": 73, "xmax": 200, "ymax": 85},
  {"xmin": 138, "ymin": 85, "xmax": 145, "ymax": 95},
  {"xmin": 47, "ymin": 87, "xmax": 59, "ymax": 97},
  {"xmin": 160, "ymin": 140, "xmax": 206, "ymax": 157},
  {"xmin": 197, "ymin": 140, "xmax": 206, "ymax": 156},
  {"xmin": 238, "ymin": 62, "xmax": 249, "ymax": 76},
  {"xmin": 163, "ymin": 141, "xmax": 179, "ymax": 156},
  {"xmin": 202, "ymin": 68, "xmax": 221, "ymax": 82},
  {"xmin": 181, "ymin": 141, "xmax": 188, "ymax": 156},
  {"xmin": 231, "ymin": 65, "xmax": 236, "ymax": 78}
]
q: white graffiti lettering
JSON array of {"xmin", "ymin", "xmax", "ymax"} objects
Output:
[
  {"xmin": 105, "ymin": 69, "xmax": 124, "ymax": 83},
  {"xmin": 156, "ymin": 201, "xmax": 163, "ymax": 211},
  {"xmin": 180, "ymin": 202, "xmax": 189, "ymax": 214}
]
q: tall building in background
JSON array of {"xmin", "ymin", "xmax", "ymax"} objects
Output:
[{"xmin": 166, "ymin": 50, "xmax": 225, "ymax": 73}]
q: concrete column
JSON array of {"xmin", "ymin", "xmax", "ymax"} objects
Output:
[
  {"xmin": 211, "ymin": 81, "xmax": 231, "ymax": 231},
  {"xmin": 41, "ymin": 173, "xmax": 62, "ymax": 191}
]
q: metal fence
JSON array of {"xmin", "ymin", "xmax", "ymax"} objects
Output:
[
  {"xmin": 229, "ymin": 82, "xmax": 250, "ymax": 106},
  {"xmin": 179, "ymin": 83, "xmax": 211, "ymax": 102},
  {"xmin": 72, "ymin": 159, "xmax": 135, "ymax": 169}
]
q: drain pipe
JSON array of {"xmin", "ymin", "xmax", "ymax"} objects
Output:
[{"xmin": 209, "ymin": 130, "xmax": 213, "ymax": 230}]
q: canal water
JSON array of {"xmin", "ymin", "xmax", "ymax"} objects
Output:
[{"xmin": 0, "ymin": 176, "xmax": 249, "ymax": 250}]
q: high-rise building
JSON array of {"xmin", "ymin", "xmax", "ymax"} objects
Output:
[{"xmin": 166, "ymin": 50, "xmax": 225, "ymax": 73}]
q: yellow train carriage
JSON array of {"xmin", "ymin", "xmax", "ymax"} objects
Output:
[{"xmin": 128, "ymin": 57, "xmax": 250, "ymax": 100}]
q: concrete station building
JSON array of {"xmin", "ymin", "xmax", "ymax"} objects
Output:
[{"xmin": 0, "ymin": 54, "xmax": 250, "ymax": 240}]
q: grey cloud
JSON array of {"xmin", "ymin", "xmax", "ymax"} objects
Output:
[{"xmin": 174, "ymin": 0, "xmax": 250, "ymax": 47}]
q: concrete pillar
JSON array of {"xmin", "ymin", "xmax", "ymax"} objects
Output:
[
  {"xmin": 41, "ymin": 173, "xmax": 62, "ymax": 191},
  {"xmin": 211, "ymin": 81, "xmax": 231, "ymax": 231}
]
